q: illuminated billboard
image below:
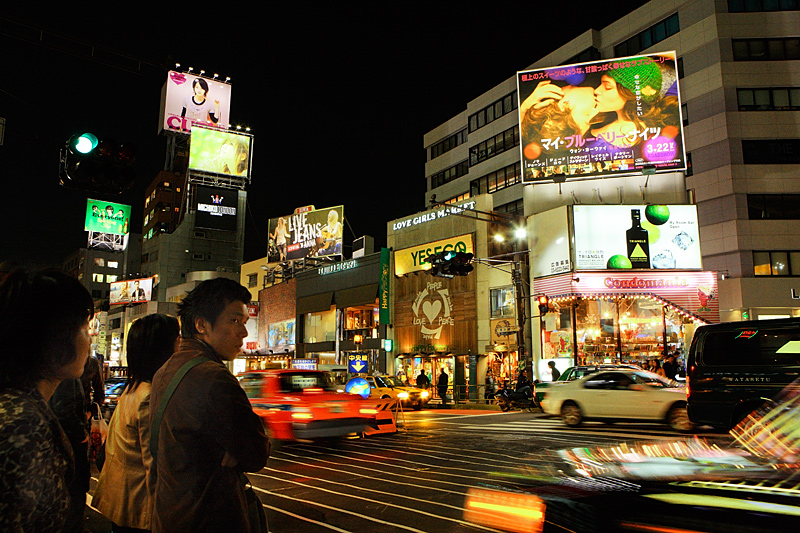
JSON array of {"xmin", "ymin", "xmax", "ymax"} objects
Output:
[
  {"xmin": 518, "ymin": 52, "xmax": 685, "ymax": 182},
  {"xmin": 194, "ymin": 185, "xmax": 238, "ymax": 232},
  {"xmin": 267, "ymin": 206, "xmax": 344, "ymax": 262},
  {"xmin": 573, "ymin": 205, "xmax": 701, "ymax": 270},
  {"xmin": 109, "ymin": 277, "xmax": 154, "ymax": 305},
  {"xmin": 159, "ymin": 71, "xmax": 232, "ymax": 135},
  {"xmin": 84, "ymin": 199, "xmax": 131, "ymax": 235},
  {"xmin": 188, "ymin": 126, "xmax": 252, "ymax": 179}
]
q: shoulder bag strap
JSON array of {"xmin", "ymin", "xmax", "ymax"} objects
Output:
[{"xmin": 150, "ymin": 356, "xmax": 208, "ymax": 462}]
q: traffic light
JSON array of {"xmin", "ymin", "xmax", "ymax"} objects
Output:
[
  {"xmin": 537, "ymin": 295, "xmax": 550, "ymax": 315},
  {"xmin": 59, "ymin": 132, "xmax": 136, "ymax": 194},
  {"xmin": 425, "ymin": 250, "xmax": 474, "ymax": 278}
]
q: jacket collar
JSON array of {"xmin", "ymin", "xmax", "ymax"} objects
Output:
[{"xmin": 179, "ymin": 337, "xmax": 224, "ymax": 364}]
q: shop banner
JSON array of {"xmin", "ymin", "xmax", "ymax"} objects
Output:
[
  {"xmin": 518, "ymin": 52, "xmax": 684, "ymax": 182},
  {"xmin": 573, "ymin": 204, "xmax": 701, "ymax": 270},
  {"xmin": 380, "ymin": 247, "xmax": 391, "ymax": 325},
  {"xmin": 394, "ymin": 234, "xmax": 474, "ymax": 276},
  {"xmin": 531, "ymin": 206, "xmax": 571, "ymax": 278}
]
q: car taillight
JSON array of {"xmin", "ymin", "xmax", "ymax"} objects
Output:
[{"xmin": 464, "ymin": 487, "xmax": 545, "ymax": 533}]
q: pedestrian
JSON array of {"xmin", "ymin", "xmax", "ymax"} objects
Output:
[
  {"xmin": 49, "ymin": 377, "xmax": 90, "ymax": 533},
  {"xmin": 93, "ymin": 314, "xmax": 180, "ymax": 532},
  {"xmin": 651, "ymin": 359, "xmax": 666, "ymax": 377},
  {"xmin": 437, "ymin": 368, "xmax": 449, "ymax": 404},
  {"xmin": 149, "ymin": 278, "xmax": 269, "ymax": 532},
  {"xmin": 663, "ymin": 353, "xmax": 678, "ymax": 380},
  {"xmin": 0, "ymin": 268, "xmax": 94, "ymax": 532},
  {"xmin": 548, "ymin": 361, "xmax": 561, "ymax": 381},
  {"xmin": 485, "ymin": 371, "xmax": 496, "ymax": 400},
  {"xmin": 81, "ymin": 352, "xmax": 105, "ymax": 418},
  {"xmin": 416, "ymin": 369, "xmax": 429, "ymax": 390}
]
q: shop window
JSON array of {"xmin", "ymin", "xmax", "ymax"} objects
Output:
[
  {"xmin": 343, "ymin": 306, "xmax": 379, "ymax": 340},
  {"xmin": 304, "ymin": 309, "xmax": 335, "ymax": 343},
  {"xmin": 490, "ymin": 287, "xmax": 515, "ymax": 318}
]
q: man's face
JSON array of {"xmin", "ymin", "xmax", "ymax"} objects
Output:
[{"xmin": 196, "ymin": 300, "xmax": 249, "ymax": 360}]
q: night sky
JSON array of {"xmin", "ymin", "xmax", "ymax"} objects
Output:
[{"xmin": 1, "ymin": 2, "xmax": 648, "ymax": 270}]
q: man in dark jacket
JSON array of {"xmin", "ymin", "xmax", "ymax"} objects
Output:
[
  {"xmin": 150, "ymin": 278, "xmax": 269, "ymax": 532},
  {"xmin": 437, "ymin": 369, "xmax": 449, "ymax": 404}
]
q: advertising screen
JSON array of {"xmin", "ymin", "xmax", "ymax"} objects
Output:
[
  {"xmin": 267, "ymin": 206, "xmax": 344, "ymax": 262},
  {"xmin": 194, "ymin": 185, "xmax": 239, "ymax": 232},
  {"xmin": 188, "ymin": 126, "xmax": 252, "ymax": 178},
  {"xmin": 518, "ymin": 52, "xmax": 685, "ymax": 183},
  {"xmin": 573, "ymin": 205, "xmax": 701, "ymax": 270},
  {"xmin": 84, "ymin": 199, "xmax": 131, "ymax": 235},
  {"xmin": 531, "ymin": 206, "xmax": 571, "ymax": 278},
  {"xmin": 109, "ymin": 277, "xmax": 154, "ymax": 305},
  {"xmin": 160, "ymin": 71, "xmax": 232, "ymax": 135}
]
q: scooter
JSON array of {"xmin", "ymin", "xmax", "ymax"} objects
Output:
[{"xmin": 495, "ymin": 385, "xmax": 538, "ymax": 412}]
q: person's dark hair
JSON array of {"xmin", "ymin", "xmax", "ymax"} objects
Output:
[
  {"xmin": 0, "ymin": 268, "xmax": 94, "ymax": 389},
  {"xmin": 125, "ymin": 314, "xmax": 179, "ymax": 391},
  {"xmin": 177, "ymin": 278, "xmax": 250, "ymax": 339},
  {"xmin": 193, "ymin": 78, "xmax": 210, "ymax": 95}
]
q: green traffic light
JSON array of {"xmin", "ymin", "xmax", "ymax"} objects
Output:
[
  {"xmin": 71, "ymin": 133, "xmax": 99, "ymax": 154},
  {"xmin": 443, "ymin": 250, "xmax": 456, "ymax": 261}
]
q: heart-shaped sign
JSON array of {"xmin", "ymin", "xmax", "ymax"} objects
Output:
[
  {"xmin": 422, "ymin": 300, "xmax": 441, "ymax": 324},
  {"xmin": 170, "ymin": 71, "xmax": 187, "ymax": 85}
]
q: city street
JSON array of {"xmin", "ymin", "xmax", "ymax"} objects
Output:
[{"xmin": 87, "ymin": 408, "xmax": 731, "ymax": 532}]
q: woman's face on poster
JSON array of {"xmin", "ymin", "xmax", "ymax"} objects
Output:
[
  {"xmin": 594, "ymin": 74, "xmax": 627, "ymax": 113},
  {"xmin": 193, "ymin": 81, "xmax": 207, "ymax": 99},
  {"xmin": 559, "ymin": 86, "xmax": 598, "ymax": 134}
]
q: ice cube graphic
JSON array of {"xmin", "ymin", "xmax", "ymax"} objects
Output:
[
  {"xmin": 672, "ymin": 231, "xmax": 694, "ymax": 251},
  {"xmin": 651, "ymin": 250, "xmax": 676, "ymax": 269}
]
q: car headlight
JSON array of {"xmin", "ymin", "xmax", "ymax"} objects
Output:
[
  {"xmin": 397, "ymin": 391, "xmax": 409, "ymax": 400},
  {"xmin": 420, "ymin": 390, "xmax": 429, "ymax": 399}
]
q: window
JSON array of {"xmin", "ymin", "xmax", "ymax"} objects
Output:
[
  {"xmin": 468, "ymin": 91, "xmax": 518, "ymax": 134},
  {"xmin": 733, "ymin": 38, "xmax": 800, "ymax": 61},
  {"xmin": 490, "ymin": 287, "xmax": 516, "ymax": 318},
  {"xmin": 94, "ymin": 258, "xmax": 105, "ymax": 267},
  {"xmin": 108, "ymin": 261, "xmax": 119, "ymax": 268},
  {"xmin": 92, "ymin": 273, "xmax": 104, "ymax": 283},
  {"xmin": 247, "ymin": 273, "xmax": 258, "ymax": 288},
  {"xmin": 742, "ymin": 139, "xmax": 800, "ymax": 164},
  {"xmin": 469, "ymin": 126, "xmax": 519, "ymax": 166},
  {"xmin": 430, "ymin": 160, "xmax": 469, "ymax": 189},
  {"xmin": 430, "ymin": 129, "xmax": 468, "ymax": 160},
  {"xmin": 107, "ymin": 275, "xmax": 118, "ymax": 283},
  {"xmin": 728, "ymin": 0, "xmax": 800, "ymax": 12},
  {"xmin": 748, "ymin": 194, "xmax": 800, "ymax": 219},
  {"xmin": 470, "ymin": 162, "xmax": 522, "ymax": 195},
  {"xmin": 614, "ymin": 13, "xmax": 679, "ymax": 57},
  {"xmin": 754, "ymin": 251, "xmax": 800, "ymax": 275},
  {"xmin": 737, "ymin": 87, "xmax": 800, "ymax": 110}
]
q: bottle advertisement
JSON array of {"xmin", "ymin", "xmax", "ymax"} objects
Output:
[{"xmin": 573, "ymin": 205, "xmax": 701, "ymax": 270}]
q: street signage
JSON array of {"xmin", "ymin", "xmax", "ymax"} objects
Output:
[{"xmin": 348, "ymin": 354, "xmax": 369, "ymax": 374}]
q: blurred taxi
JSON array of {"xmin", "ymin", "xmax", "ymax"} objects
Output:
[
  {"xmin": 238, "ymin": 369, "xmax": 377, "ymax": 441},
  {"xmin": 364, "ymin": 375, "xmax": 429, "ymax": 410}
]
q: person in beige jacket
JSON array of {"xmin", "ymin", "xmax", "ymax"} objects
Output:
[{"xmin": 93, "ymin": 314, "xmax": 179, "ymax": 532}]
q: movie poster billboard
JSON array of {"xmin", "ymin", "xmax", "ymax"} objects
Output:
[
  {"xmin": 573, "ymin": 205, "xmax": 701, "ymax": 270},
  {"xmin": 267, "ymin": 206, "xmax": 344, "ymax": 262},
  {"xmin": 194, "ymin": 185, "xmax": 239, "ymax": 232},
  {"xmin": 159, "ymin": 71, "xmax": 232, "ymax": 135},
  {"xmin": 84, "ymin": 199, "xmax": 131, "ymax": 235},
  {"xmin": 109, "ymin": 277, "xmax": 154, "ymax": 305},
  {"xmin": 188, "ymin": 126, "xmax": 252, "ymax": 179},
  {"xmin": 517, "ymin": 52, "xmax": 685, "ymax": 183}
]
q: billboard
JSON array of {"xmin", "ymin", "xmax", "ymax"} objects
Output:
[
  {"xmin": 394, "ymin": 234, "xmax": 474, "ymax": 276},
  {"xmin": 188, "ymin": 126, "xmax": 252, "ymax": 178},
  {"xmin": 159, "ymin": 71, "xmax": 232, "ymax": 135},
  {"xmin": 194, "ymin": 185, "xmax": 239, "ymax": 232},
  {"xmin": 267, "ymin": 206, "xmax": 344, "ymax": 262},
  {"xmin": 84, "ymin": 199, "xmax": 131, "ymax": 235},
  {"xmin": 531, "ymin": 206, "xmax": 571, "ymax": 278},
  {"xmin": 518, "ymin": 52, "xmax": 685, "ymax": 182},
  {"xmin": 109, "ymin": 277, "xmax": 154, "ymax": 305},
  {"xmin": 573, "ymin": 205, "xmax": 701, "ymax": 270}
]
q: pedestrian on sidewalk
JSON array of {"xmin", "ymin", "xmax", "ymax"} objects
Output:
[
  {"xmin": 93, "ymin": 314, "xmax": 180, "ymax": 533},
  {"xmin": 0, "ymin": 267, "xmax": 94, "ymax": 533},
  {"xmin": 150, "ymin": 278, "xmax": 269, "ymax": 532},
  {"xmin": 437, "ymin": 368, "xmax": 449, "ymax": 404},
  {"xmin": 416, "ymin": 369, "xmax": 429, "ymax": 390}
]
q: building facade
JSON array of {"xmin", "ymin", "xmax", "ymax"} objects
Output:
[{"xmin": 423, "ymin": 0, "xmax": 800, "ymax": 354}]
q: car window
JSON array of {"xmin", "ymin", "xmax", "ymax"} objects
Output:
[
  {"xmin": 583, "ymin": 372, "xmax": 616, "ymax": 390},
  {"xmin": 630, "ymin": 371, "xmax": 678, "ymax": 388},
  {"xmin": 278, "ymin": 372, "xmax": 338, "ymax": 393},
  {"xmin": 239, "ymin": 374, "xmax": 265, "ymax": 399}
]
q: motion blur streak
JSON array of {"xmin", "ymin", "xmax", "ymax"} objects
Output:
[{"xmin": 463, "ymin": 487, "xmax": 545, "ymax": 533}]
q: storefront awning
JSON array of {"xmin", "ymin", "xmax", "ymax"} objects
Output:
[
  {"xmin": 297, "ymin": 292, "xmax": 334, "ymax": 314},
  {"xmin": 336, "ymin": 284, "xmax": 378, "ymax": 308}
]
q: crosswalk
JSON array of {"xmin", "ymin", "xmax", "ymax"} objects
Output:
[{"xmin": 438, "ymin": 415, "xmax": 725, "ymax": 443}]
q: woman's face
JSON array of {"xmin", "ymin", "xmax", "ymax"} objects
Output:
[
  {"xmin": 594, "ymin": 75, "xmax": 627, "ymax": 113},
  {"xmin": 193, "ymin": 82, "xmax": 207, "ymax": 99},
  {"xmin": 559, "ymin": 86, "xmax": 598, "ymax": 134},
  {"xmin": 63, "ymin": 318, "xmax": 91, "ymax": 380}
]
